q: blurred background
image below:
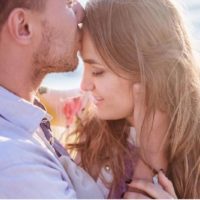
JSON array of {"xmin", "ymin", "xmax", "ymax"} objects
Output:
[{"xmin": 41, "ymin": 0, "xmax": 200, "ymax": 91}]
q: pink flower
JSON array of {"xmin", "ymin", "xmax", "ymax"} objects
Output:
[{"xmin": 63, "ymin": 96, "xmax": 82, "ymax": 126}]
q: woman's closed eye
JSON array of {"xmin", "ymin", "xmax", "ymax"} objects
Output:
[{"xmin": 92, "ymin": 70, "xmax": 104, "ymax": 76}]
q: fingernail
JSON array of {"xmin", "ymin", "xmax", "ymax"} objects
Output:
[
  {"xmin": 159, "ymin": 168, "xmax": 166, "ymax": 174},
  {"xmin": 125, "ymin": 178, "xmax": 132, "ymax": 184}
]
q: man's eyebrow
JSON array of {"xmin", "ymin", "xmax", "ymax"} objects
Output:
[{"xmin": 83, "ymin": 58, "xmax": 102, "ymax": 65}]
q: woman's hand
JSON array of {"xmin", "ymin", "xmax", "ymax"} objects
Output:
[{"xmin": 123, "ymin": 170, "xmax": 177, "ymax": 199}]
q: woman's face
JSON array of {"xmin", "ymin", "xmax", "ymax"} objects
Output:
[{"xmin": 81, "ymin": 31, "xmax": 134, "ymax": 120}]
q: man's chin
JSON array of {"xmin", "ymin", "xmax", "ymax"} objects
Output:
[
  {"xmin": 39, "ymin": 56, "xmax": 79, "ymax": 74},
  {"xmin": 69, "ymin": 56, "xmax": 79, "ymax": 71},
  {"xmin": 46, "ymin": 61, "xmax": 79, "ymax": 74}
]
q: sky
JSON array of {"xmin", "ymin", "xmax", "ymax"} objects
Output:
[{"xmin": 79, "ymin": 0, "xmax": 87, "ymax": 7}]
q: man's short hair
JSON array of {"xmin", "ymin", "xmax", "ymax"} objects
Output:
[{"xmin": 0, "ymin": 0, "xmax": 45, "ymax": 29}]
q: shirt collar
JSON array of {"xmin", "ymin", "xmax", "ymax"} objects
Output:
[{"xmin": 0, "ymin": 86, "xmax": 51, "ymax": 134}]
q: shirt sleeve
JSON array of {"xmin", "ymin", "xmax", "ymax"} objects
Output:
[
  {"xmin": 0, "ymin": 161, "xmax": 76, "ymax": 199},
  {"xmin": 0, "ymin": 137, "xmax": 76, "ymax": 199}
]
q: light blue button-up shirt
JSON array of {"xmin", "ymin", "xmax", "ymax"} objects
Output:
[{"xmin": 0, "ymin": 87, "xmax": 76, "ymax": 198}]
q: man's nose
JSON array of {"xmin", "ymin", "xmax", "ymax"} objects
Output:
[{"xmin": 72, "ymin": 1, "xmax": 85, "ymax": 23}]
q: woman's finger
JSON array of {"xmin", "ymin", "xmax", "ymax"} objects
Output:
[
  {"xmin": 158, "ymin": 170, "xmax": 177, "ymax": 198},
  {"xmin": 128, "ymin": 179, "xmax": 176, "ymax": 199},
  {"xmin": 123, "ymin": 191, "xmax": 151, "ymax": 199}
]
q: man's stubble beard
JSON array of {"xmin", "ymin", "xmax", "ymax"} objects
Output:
[{"xmin": 32, "ymin": 20, "xmax": 79, "ymax": 83}]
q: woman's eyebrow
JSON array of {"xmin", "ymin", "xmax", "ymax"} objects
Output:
[{"xmin": 83, "ymin": 58, "xmax": 102, "ymax": 65}]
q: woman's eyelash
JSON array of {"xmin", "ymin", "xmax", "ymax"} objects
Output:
[{"xmin": 92, "ymin": 71, "xmax": 104, "ymax": 76}]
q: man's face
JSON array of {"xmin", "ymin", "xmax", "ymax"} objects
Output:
[{"xmin": 33, "ymin": 0, "xmax": 82, "ymax": 75}]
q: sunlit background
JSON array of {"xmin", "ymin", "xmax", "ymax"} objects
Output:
[{"xmin": 41, "ymin": 0, "xmax": 200, "ymax": 90}]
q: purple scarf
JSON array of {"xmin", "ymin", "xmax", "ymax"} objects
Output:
[{"xmin": 108, "ymin": 145, "xmax": 138, "ymax": 199}]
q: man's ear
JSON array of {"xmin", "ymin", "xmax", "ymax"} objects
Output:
[{"xmin": 7, "ymin": 8, "xmax": 33, "ymax": 45}]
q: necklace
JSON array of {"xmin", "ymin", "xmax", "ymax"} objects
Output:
[{"xmin": 139, "ymin": 156, "xmax": 159, "ymax": 179}]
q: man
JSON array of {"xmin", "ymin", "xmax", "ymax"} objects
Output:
[
  {"xmin": 0, "ymin": 0, "xmax": 174, "ymax": 199},
  {"xmin": 0, "ymin": 0, "xmax": 86, "ymax": 198}
]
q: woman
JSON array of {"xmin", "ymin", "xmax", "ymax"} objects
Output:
[{"xmin": 65, "ymin": 0, "xmax": 200, "ymax": 198}]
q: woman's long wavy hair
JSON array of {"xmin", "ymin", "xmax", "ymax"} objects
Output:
[
  {"xmin": 66, "ymin": 0, "xmax": 200, "ymax": 197},
  {"xmin": 67, "ymin": 103, "xmax": 137, "ymax": 189}
]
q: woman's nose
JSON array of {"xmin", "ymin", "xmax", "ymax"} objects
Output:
[
  {"xmin": 81, "ymin": 78, "xmax": 94, "ymax": 92},
  {"xmin": 72, "ymin": 1, "xmax": 85, "ymax": 24}
]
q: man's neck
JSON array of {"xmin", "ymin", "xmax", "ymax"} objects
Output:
[
  {"xmin": 0, "ymin": 35, "xmax": 46, "ymax": 101},
  {"xmin": 0, "ymin": 60, "xmax": 47, "ymax": 102},
  {"xmin": 0, "ymin": 71, "xmax": 45, "ymax": 102},
  {"xmin": 0, "ymin": 84, "xmax": 36, "ymax": 102}
]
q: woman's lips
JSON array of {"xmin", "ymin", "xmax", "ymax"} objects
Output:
[{"xmin": 93, "ymin": 96, "xmax": 104, "ymax": 106}]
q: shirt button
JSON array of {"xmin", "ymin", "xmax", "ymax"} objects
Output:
[{"xmin": 105, "ymin": 165, "xmax": 110, "ymax": 171}]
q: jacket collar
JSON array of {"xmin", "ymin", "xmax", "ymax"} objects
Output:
[{"xmin": 0, "ymin": 86, "xmax": 51, "ymax": 134}]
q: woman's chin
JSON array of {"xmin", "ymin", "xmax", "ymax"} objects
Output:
[{"xmin": 95, "ymin": 112, "xmax": 126, "ymax": 121}]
